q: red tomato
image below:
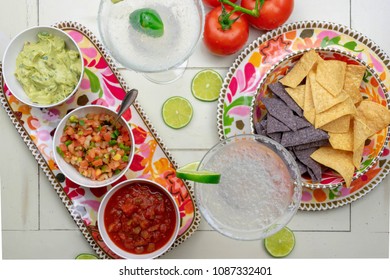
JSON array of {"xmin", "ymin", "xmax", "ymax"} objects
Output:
[
  {"xmin": 203, "ymin": 6, "xmax": 249, "ymax": 56},
  {"xmin": 203, "ymin": 0, "xmax": 237, "ymax": 8},
  {"xmin": 241, "ymin": 0, "xmax": 294, "ymax": 30}
]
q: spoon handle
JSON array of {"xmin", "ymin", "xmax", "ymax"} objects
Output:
[{"xmin": 115, "ymin": 89, "xmax": 138, "ymax": 122}]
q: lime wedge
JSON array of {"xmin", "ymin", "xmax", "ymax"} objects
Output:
[
  {"xmin": 264, "ymin": 227, "xmax": 295, "ymax": 258},
  {"xmin": 75, "ymin": 253, "xmax": 99, "ymax": 260},
  {"xmin": 111, "ymin": 0, "xmax": 123, "ymax": 3},
  {"xmin": 162, "ymin": 96, "xmax": 193, "ymax": 129},
  {"xmin": 191, "ymin": 69, "xmax": 223, "ymax": 102},
  {"xmin": 176, "ymin": 161, "xmax": 221, "ymax": 184}
]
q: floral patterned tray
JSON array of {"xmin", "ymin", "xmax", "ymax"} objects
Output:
[
  {"xmin": 0, "ymin": 21, "xmax": 200, "ymax": 258},
  {"xmin": 217, "ymin": 21, "xmax": 390, "ymax": 211}
]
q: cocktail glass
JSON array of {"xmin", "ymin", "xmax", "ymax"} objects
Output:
[
  {"xmin": 98, "ymin": 0, "xmax": 205, "ymax": 84},
  {"xmin": 194, "ymin": 134, "xmax": 302, "ymax": 240}
]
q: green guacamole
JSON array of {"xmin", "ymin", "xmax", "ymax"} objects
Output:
[{"xmin": 15, "ymin": 32, "xmax": 82, "ymax": 105}]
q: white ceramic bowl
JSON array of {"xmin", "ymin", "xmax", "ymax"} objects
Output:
[
  {"xmin": 98, "ymin": 179, "xmax": 180, "ymax": 259},
  {"xmin": 2, "ymin": 26, "xmax": 84, "ymax": 108},
  {"xmin": 53, "ymin": 105, "xmax": 134, "ymax": 188}
]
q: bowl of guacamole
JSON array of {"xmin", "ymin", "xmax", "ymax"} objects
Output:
[{"xmin": 2, "ymin": 26, "xmax": 84, "ymax": 108}]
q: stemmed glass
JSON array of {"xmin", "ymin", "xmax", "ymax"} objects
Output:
[{"xmin": 98, "ymin": 0, "xmax": 205, "ymax": 84}]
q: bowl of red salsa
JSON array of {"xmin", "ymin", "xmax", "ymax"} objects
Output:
[{"xmin": 97, "ymin": 178, "xmax": 180, "ymax": 259}]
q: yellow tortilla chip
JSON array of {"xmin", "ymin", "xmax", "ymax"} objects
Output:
[
  {"xmin": 310, "ymin": 146, "xmax": 355, "ymax": 187},
  {"xmin": 285, "ymin": 85, "xmax": 305, "ymax": 109},
  {"xmin": 303, "ymin": 70, "xmax": 316, "ymax": 125},
  {"xmin": 310, "ymin": 74, "xmax": 349, "ymax": 113},
  {"xmin": 328, "ymin": 126, "xmax": 354, "ymax": 151},
  {"xmin": 280, "ymin": 50, "xmax": 320, "ymax": 88},
  {"xmin": 316, "ymin": 60, "xmax": 347, "ymax": 96},
  {"xmin": 344, "ymin": 65, "xmax": 366, "ymax": 104},
  {"xmin": 320, "ymin": 115, "xmax": 351, "ymax": 133},
  {"xmin": 353, "ymin": 116, "xmax": 375, "ymax": 151},
  {"xmin": 356, "ymin": 100, "xmax": 390, "ymax": 133},
  {"xmin": 353, "ymin": 143, "xmax": 364, "ymax": 169},
  {"xmin": 315, "ymin": 97, "xmax": 356, "ymax": 128}
]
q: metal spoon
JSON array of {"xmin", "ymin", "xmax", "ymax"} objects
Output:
[{"xmin": 114, "ymin": 88, "xmax": 138, "ymax": 124}]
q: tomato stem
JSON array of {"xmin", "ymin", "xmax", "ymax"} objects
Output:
[
  {"xmin": 218, "ymin": 4, "xmax": 241, "ymax": 31},
  {"xmin": 219, "ymin": 0, "xmax": 264, "ymax": 17}
]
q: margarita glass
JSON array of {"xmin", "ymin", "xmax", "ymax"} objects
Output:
[
  {"xmin": 194, "ymin": 134, "xmax": 302, "ymax": 240},
  {"xmin": 98, "ymin": 0, "xmax": 205, "ymax": 84}
]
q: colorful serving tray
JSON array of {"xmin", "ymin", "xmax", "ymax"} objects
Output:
[
  {"xmin": 217, "ymin": 21, "xmax": 390, "ymax": 211},
  {"xmin": 0, "ymin": 21, "xmax": 200, "ymax": 258}
]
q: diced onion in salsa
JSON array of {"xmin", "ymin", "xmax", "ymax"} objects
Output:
[
  {"xmin": 104, "ymin": 183, "xmax": 177, "ymax": 254},
  {"xmin": 56, "ymin": 112, "xmax": 132, "ymax": 181}
]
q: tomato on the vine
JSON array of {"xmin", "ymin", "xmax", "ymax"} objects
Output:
[
  {"xmin": 241, "ymin": 0, "xmax": 294, "ymax": 30},
  {"xmin": 202, "ymin": 0, "xmax": 238, "ymax": 8},
  {"xmin": 203, "ymin": 5, "xmax": 249, "ymax": 56}
]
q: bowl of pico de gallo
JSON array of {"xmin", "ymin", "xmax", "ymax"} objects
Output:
[
  {"xmin": 97, "ymin": 178, "xmax": 180, "ymax": 259},
  {"xmin": 53, "ymin": 105, "xmax": 135, "ymax": 188}
]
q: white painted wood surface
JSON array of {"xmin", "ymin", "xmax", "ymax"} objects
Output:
[{"xmin": 0, "ymin": 0, "xmax": 389, "ymax": 259}]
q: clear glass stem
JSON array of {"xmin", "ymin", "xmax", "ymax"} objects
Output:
[{"xmin": 143, "ymin": 60, "xmax": 188, "ymax": 84}]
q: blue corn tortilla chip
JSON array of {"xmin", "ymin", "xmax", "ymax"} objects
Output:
[
  {"xmin": 307, "ymin": 167, "xmax": 322, "ymax": 183},
  {"xmin": 267, "ymin": 132, "xmax": 282, "ymax": 143},
  {"xmin": 261, "ymin": 96, "xmax": 298, "ymax": 131},
  {"xmin": 293, "ymin": 148, "xmax": 322, "ymax": 182},
  {"xmin": 267, "ymin": 115, "xmax": 291, "ymax": 133},
  {"xmin": 293, "ymin": 139, "xmax": 330, "ymax": 151},
  {"xmin": 294, "ymin": 115, "xmax": 311, "ymax": 130},
  {"xmin": 287, "ymin": 149, "xmax": 308, "ymax": 175},
  {"xmin": 281, "ymin": 126, "xmax": 329, "ymax": 147},
  {"xmin": 268, "ymin": 82, "xmax": 303, "ymax": 117},
  {"xmin": 254, "ymin": 119, "xmax": 267, "ymax": 135}
]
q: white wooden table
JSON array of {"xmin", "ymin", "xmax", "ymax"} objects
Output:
[{"xmin": 0, "ymin": 0, "xmax": 389, "ymax": 259}]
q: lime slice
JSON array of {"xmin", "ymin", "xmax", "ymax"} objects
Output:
[
  {"xmin": 162, "ymin": 96, "xmax": 193, "ymax": 129},
  {"xmin": 191, "ymin": 69, "xmax": 223, "ymax": 102},
  {"xmin": 75, "ymin": 253, "xmax": 99, "ymax": 260},
  {"xmin": 264, "ymin": 227, "xmax": 295, "ymax": 258},
  {"xmin": 111, "ymin": 0, "xmax": 123, "ymax": 3},
  {"xmin": 176, "ymin": 161, "xmax": 221, "ymax": 184}
]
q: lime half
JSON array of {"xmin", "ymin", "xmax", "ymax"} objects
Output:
[
  {"xmin": 264, "ymin": 227, "xmax": 295, "ymax": 258},
  {"xmin": 162, "ymin": 96, "xmax": 193, "ymax": 129},
  {"xmin": 176, "ymin": 161, "xmax": 221, "ymax": 184},
  {"xmin": 191, "ymin": 69, "xmax": 223, "ymax": 102},
  {"xmin": 75, "ymin": 253, "xmax": 99, "ymax": 260}
]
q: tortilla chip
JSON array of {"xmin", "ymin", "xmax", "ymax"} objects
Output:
[
  {"xmin": 261, "ymin": 96, "xmax": 297, "ymax": 131},
  {"xmin": 285, "ymin": 85, "xmax": 305, "ymax": 109},
  {"xmin": 303, "ymin": 71, "xmax": 316, "ymax": 125},
  {"xmin": 280, "ymin": 50, "xmax": 320, "ymax": 88},
  {"xmin": 310, "ymin": 146, "xmax": 355, "ymax": 187},
  {"xmin": 310, "ymin": 75, "xmax": 349, "ymax": 113},
  {"xmin": 320, "ymin": 115, "xmax": 351, "ymax": 133},
  {"xmin": 266, "ymin": 115, "xmax": 291, "ymax": 133},
  {"xmin": 356, "ymin": 100, "xmax": 390, "ymax": 133},
  {"xmin": 315, "ymin": 97, "xmax": 356, "ymax": 128},
  {"xmin": 328, "ymin": 126, "xmax": 354, "ymax": 151},
  {"xmin": 293, "ymin": 148, "xmax": 322, "ymax": 182},
  {"xmin": 353, "ymin": 117, "xmax": 375, "ymax": 151},
  {"xmin": 281, "ymin": 126, "xmax": 329, "ymax": 147},
  {"xmin": 268, "ymin": 82, "xmax": 303, "ymax": 116},
  {"xmin": 316, "ymin": 60, "xmax": 347, "ymax": 96},
  {"xmin": 344, "ymin": 65, "xmax": 366, "ymax": 104},
  {"xmin": 353, "ymin": 143, "xmax": 364, "ymax": 169}
]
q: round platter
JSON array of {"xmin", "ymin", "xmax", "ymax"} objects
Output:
[{"xmin": 216, "ymin": 21, "xmax": 390, "ymax": 211}]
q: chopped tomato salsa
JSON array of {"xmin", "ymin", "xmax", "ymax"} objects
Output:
[
  {"xmin": 56, "ymin": 113, "xmax": 132, "ymax": 181},
  {"xmin": 104, "ymin": 183, "xmax": 177, "ymax": 254}
]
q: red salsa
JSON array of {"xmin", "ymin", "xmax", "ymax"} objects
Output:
[{"xmin": 104, "ymin": 183, "xmax": 177, "ymax": 254}]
